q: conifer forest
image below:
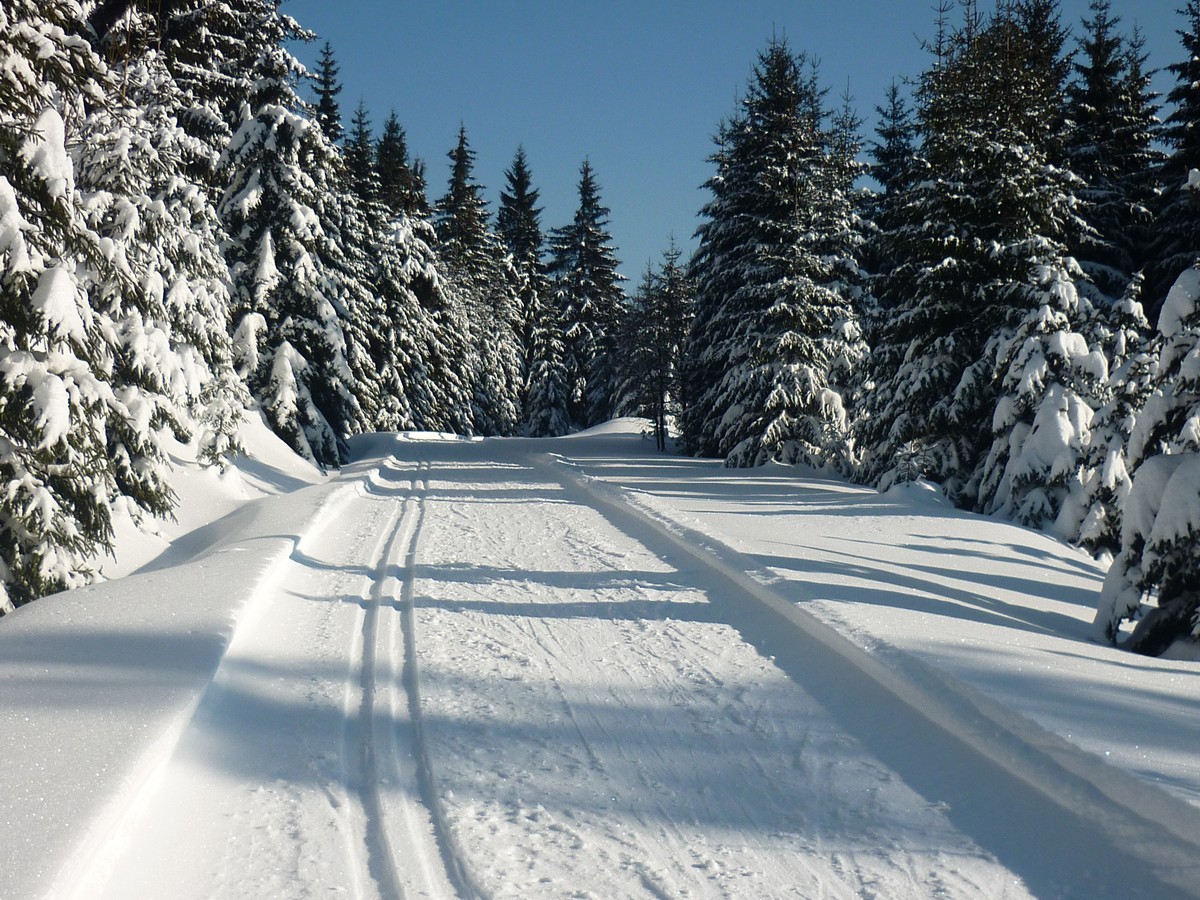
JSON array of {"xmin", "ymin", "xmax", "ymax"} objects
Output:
[{"xmin": 4, "ymin": 0, "xmax": 1200, "ymax": 658}]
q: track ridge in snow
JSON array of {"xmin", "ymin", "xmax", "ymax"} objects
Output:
[
  {"xmin": 529, "ymin": 447, "xmax": 1200, "ymax": 898},
  {"xmin": 53, "ymin": 480, "xmax": 363, "ymax": 900}
]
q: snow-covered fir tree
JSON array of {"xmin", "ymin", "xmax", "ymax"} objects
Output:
[
  {"xmin": 546, "ymin": 160, "xmax": 626, "ymax": 429},
  {"xmin": 680, "ymin": 39, "xmax": 866, "ymax": 471},
  {"xmin": 435, "ymin": 126, "xmax": 522, "ymax": 436},
  {"xmin": 1072, "ymin": 276, "xmax": 1158, "ymax": 554},
  {"xmin": 1065, "ymin": 0, "xmax": 1161, "ymax": 305},
  {"xmin": 217, "ymin": 3, "xmax": 357, "ymax": 467},
  {"xmin": 975, "ymin": 262, "xmax": 1108, "ymax": 531},
  {"xmin": 0, "ymin": 0, "xmax": 122, "ymax": 608},
  {"xmin": 82, "ymin": 4, "xmax": 248, "ymax": 477},
  {"xmin": 331, "ymin": 104, "xmax": 470, "ymax": 435},
  {"xmin": 617, "ymin": 242, "xmax": 695, "ymax": 451},
  {"xmin": 1142, "ymin": 1, "xmax": 1200, "ymax": 320},
  {"xmin": 149, "ymin": 0, "xmax": 267, "ymax": 189},
  {"xmin": 860, "ymin": 4, "xmax": 1090, "ymax": 506},
  {"xmin": 311, "ymin": 41, "xmax": 343, "ymax": 143},
  {"xmin": 1128, "ymin": 266, "xmax": 1200, "ymax": 466},
  {"xmin": 496, "ymin": 146, "xmax": 563, "ymax": 434},
  {"xmin": 1094, "ymin": 450, "xmax": 1200, "ymax": 656},
  {"xmin": 1089, "ymin": 268, "xmax": 1200, "ymax": 648}
]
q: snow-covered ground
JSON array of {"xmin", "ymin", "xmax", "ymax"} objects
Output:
[{"xmin": 3, "ymin": 418, "xmax": 1199, "ymax": 899}]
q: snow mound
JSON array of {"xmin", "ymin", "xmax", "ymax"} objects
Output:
[{"xmin": 882, "ymin": 478, "xmax": 952, "ymax": 508}]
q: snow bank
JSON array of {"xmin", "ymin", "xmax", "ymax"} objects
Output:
[{"xmin": 0, "ymin": 412, "xmax": 329, "ymax": 900}]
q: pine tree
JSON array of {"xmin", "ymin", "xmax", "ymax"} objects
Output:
[
  {"xmin": 860, "ymin": 4, "xmax": 1089, "ymax": 506},
  {"xmin": 0, "ymin": 0, "xmax": 122, "ymax": 608},
  {"xmin": 680, "ymin": 39, "xmax": 865, "ymax": 470},
  {"xmin": 1066, "ymin": 1, "xmax": 1161, "ymax": 304},
  {"xmin": 435, "ymin": 126, "xmax": 522, "ymax": 436},
  {"xmin": 546, "ymin": 160, "xmax": 627, "ymax": 429},
  {"xmin": 217, "ymin": 2, "xmax": 357, "ymax": 467},
  {"xmin": 617, "ymin": 242, "xmax": 695, "ymax": 450},
  {"xmin": 1142, "ymin": 1, "xmax": 1200, "ymax": 319},
  {"xmin": 377, "ymin": 112, "xmax": 428, "ymax": 217},
  {"xmin": 311, "ymin": 41, "xmax": 343, "ymax": 143}
]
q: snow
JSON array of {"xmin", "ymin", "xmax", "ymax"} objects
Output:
[
  {"xmin": 1158, "ymin": 265, "xmax": 1200, "ymax": 341},
  {"xmin": 32, "ymin": 265, "xmax": 89, "ymax": 344},
  {"xmin": 20, "ymin": 108, "xmax": 74, "ymax": 201},
  {"xmin": 3, "ymin": 419, "xmax": 1200, "ymax": 898}
]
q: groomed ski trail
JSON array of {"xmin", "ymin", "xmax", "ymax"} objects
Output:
[
  {"xmin": 77, "ymin": 455, "xmax": 459, "ymax": 900},
  {"xmin": 43, "ymin": 431, "xmax": 1200, "ymax": 899},
  {"xmin": 399, "ymin": 438, "xmax": 1033, "ymax": 898}
]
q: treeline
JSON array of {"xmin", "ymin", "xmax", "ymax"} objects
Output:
[
  {"xmin": 675, "ymin": 0, "xmax": 1200, "ymax": 655},
  {"xmin": 0, "ymin": 0, "xmax": 625, "ymax": 610},
  {"xmin": 3, "ymin": 1, "xmax": 1199, "ymax": 655}
]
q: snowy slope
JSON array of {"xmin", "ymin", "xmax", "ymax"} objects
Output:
[{"xmin": 2, "ymin": 420, "xmax": 1199, "ymax": 899}]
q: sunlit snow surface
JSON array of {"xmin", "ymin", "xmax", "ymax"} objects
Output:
[{"xmin": 2, "ymin": 418, "xmax": 1199, "ymax": 899}]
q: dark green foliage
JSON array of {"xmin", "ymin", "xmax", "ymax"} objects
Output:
[
  {"xmin": 344, "ymin": 101, "xmax": 376, "ymax": 201},
  {"xmin": 1143, "ymin": 1, "xmax": 1200, "ymax": 319},
  {"xmin": 618, "ymin": 242, "xmax": 695, "ymax": 451},
  {"xmin": 377, "ymin": 112, "xmax": 428, "ymax": 217},
  {"xmin": 1066, "ymin": 1, "xmax": 1162, "ymax": 304},
  {"xmin": 860, "ymin": 3, "xmax": 1085, "ymax": 502},
  {"xmin": 311, "ymin": 41, "xmax": 343, "ymax": 142},
  {"xmin": 681, "ymin": 38, "xmax": 865, "ymax": 470},
  {"xmin": 546, "ymin": 160, "xmax": 627, "ymax": 429}
]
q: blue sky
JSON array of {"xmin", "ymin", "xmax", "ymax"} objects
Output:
[{"xmin": 284, "ymin": 1, "xmax": 1183, "ymax": 280}]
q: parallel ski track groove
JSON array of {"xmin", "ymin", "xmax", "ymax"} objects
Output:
[
  {"xmin": 356, "ymin": 473, "xmax": 414, "ymax": 900},
  {"xmin": 396, "ymin": 458, "xmax": 488, "ymax": 900}
]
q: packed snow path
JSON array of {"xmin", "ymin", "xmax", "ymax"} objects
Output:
[{"xmin": 7, "ymin": 429, "xmax": 1200, "ymax": 899}]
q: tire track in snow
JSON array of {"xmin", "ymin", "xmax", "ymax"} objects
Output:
[{"xmin": 530, "ymin": 447, "xmax": 1200, "ymax": 899}]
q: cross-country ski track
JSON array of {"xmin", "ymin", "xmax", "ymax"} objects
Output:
[{"xmin": 5, "ymin": 422, "xmax": 1200, "ymax": 899}]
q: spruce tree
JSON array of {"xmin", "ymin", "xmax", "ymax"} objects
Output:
[
  {"xmin": 151, "ymin": 0, "xmax": 272, "ymax": 188},
  {"xmin": 74, "ymin": 14, "xmax": 248, "ymax": 516},
  {"xmin": 1094, "ymin": 265, "xmax": 1200, "ymax": 654},
  {"xmin": 870, "ymin": 82, "xmax": 919, "ymax": 197},
  {"xmin": 680, "ymin": 39, "xmax": 865, "ymax": 470},
  {"xmin": 0, "ymin": 0, "xmax": 122, "ymax": 608},
  {"xmin": 546, "ymin": 160, "xmax": 627, "ymax": 429},
  {"xmin": 217, "ymin": 2, "xmax": 357, "ymax": 466},
  {"xmin": 377, "ymin": 112, "xmax": 428, "ymax": 217},
  {"xmin": 311, "ymin": 41, "xmax": 343, "ymax": 143},
  {"xmin": 1066, "ymin": 1, "xmax": 1161, "ymax": 304},
  {"xmin": 617, "ymin": 242, "xmax": 695, "ymax": 451},
  {"xmin": 344, "ymin": 101, "xmax": 376, "ymax": 201},
  {"xmin": 860, "ymin": 5, "xmax": 1089, "ymax": 506},
  {"xmin": 1142, "ymin": 1, "xmax": 1200, "ymax": 319},
  {"xmin": 1072, "ymin": 276, "xmax": 1157, "ymax": 554},
  {"xmin": 435, "ymin": 126, "xmax": 522, "ymax": 436},
  {"xmin": 497, "ymin": 146, "xmax": 557, "ymax": 430}
]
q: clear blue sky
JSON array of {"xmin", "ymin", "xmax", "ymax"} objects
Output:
[{"xmin": 284, "ymin": 1, "xmax": 1183, "ymax": 281}]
